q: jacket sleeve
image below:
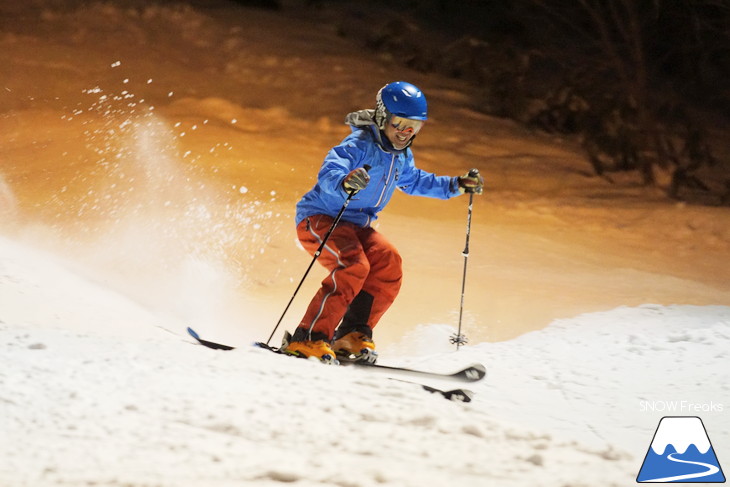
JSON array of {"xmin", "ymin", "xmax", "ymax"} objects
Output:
[
  {"xmin": 316, "ymin": 140, "xmax": 366, "ymax": 199},
  {"xmin": 397, "ymin": 155, "xmax": 461, "ymax": 199}
]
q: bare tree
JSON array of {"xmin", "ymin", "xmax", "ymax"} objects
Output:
[{"xmin": 523, "ymin": 0, "xmax": 728, "ymax": 200}]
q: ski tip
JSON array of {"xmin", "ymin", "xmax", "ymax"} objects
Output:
[
  {"xmin": 446, "ymin": 389, "xmax": 474, "ymax": 403},
  {"xmin": 187, "ymin": 327, "xmax": 200, "ymax": 340},
  {"xmin": 458, "ymin": 363, "xmax": 487, "ymax": 381},
  {"xmin": 470, "ymin": 363, "xmax": 487, "ymax": 377},
  {"xmin": 421, "ymin": 384, "xmax": 475, "ymax": 403}
]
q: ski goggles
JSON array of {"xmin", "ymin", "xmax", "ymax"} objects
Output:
[{"xmin": 390, "ymin": 115, "xmax": 425, "ymax": 135}]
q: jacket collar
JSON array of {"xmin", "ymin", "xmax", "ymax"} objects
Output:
[{"xmin": 344, "ymin": 109, "xmax": 413, "ymax": 153}]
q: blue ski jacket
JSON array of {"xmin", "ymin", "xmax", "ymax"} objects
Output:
[{"xmin": 295, "ymin": 110, "xmax": 461, "ymax": 228}]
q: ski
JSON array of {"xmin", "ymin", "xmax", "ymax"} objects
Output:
[
  {"xmin": 258, "ymin": 330, "xmax": 485, "ymax": 383},
  {"xmin": 187, "ymin": 327, "xmax": 234, "ymax": 350},
  {"xmin": 387, "ymin": 378, "xmax": 474, "ymax": 402},
  {"xmin": 421, "ymin": 384, "xmax": 474, "ymax": 403},
  {"xmin": 339, "ymin": 359, "xmax": 486, "ymax": 383},
  {"xmin": 187, "ymin": 327, "xmax": 486, "ymax": 385}
]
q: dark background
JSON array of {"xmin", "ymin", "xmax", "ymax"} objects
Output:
[{"xmin": 237, "ymin": 0, "xmax": 730, "ymax": 205}]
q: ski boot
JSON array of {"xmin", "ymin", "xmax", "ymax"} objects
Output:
[
  {"xmin": 332, "ymin": 331, "xmax": 377, "ymax": 364},
  {"xmin": 281, "ymin": 329, "xmax": 338, "ymax": 364}
]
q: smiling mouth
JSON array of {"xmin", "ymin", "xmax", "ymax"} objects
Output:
[
  {"xmin": 387, "ymin": 127, "xmax": 414, "ymax": 148},
  {"xmin": 395, "ymin": 133, "xmax": 411, "ymax": 142}
]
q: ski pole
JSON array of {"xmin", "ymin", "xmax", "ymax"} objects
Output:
[
  {"xmin": 451, "ymin": 168, "xmax": 479, "ymax": 350},
  {"xmin": 265, "ymin": 165, "xmax": 370, "ymax": 346}
]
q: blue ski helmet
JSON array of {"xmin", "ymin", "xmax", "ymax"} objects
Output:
[{"xmin": 375, "ymin": 81, "xmax": 428, "ymax": 129}]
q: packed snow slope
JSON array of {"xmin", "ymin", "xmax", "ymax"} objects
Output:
[
  {"xmin": 1, "ymin": 236, "xmax": 729, "ymax": 487},
  {"xmin": 1, "ymin": 2, "xmax": 729, "ymax": 486}
]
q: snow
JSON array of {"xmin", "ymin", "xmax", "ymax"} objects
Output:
[
  {"xmin": 1, "ymin": 1, "xmax": 729, "ymax": 486},
  {"xmin": 650, "ymin": 417, "xmax": 712, "ymax": 455},
  {"xmin": 2, "ymin": 233, "xmax": 728, "ymax": 487}
]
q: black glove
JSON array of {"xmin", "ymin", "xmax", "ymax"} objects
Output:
[
  {"xmin": 457, "ymin": 170, "xmax": 484, "ymax": 194},
  {"xmin": 343, "ymin": 167, "xmax": 370, "ymax": 193}
]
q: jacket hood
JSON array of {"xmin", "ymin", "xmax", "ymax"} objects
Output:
[{"xmin": 344, "ymin": 109, "xmax": 377, "ymax": 128}]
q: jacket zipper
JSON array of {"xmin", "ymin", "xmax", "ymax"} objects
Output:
[{"xmin": 374, "ymin": 153, "xmax": 396, "ymax": 208}]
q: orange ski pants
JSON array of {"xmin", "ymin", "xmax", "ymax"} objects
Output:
[{"xmin": 296, "ymin": 215, "xmax": 403, "ymax": 340}]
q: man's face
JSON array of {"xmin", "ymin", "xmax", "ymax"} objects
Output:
[{"xmin": 383, "ymin": 115, "xmax": 424, "ymax": 150}]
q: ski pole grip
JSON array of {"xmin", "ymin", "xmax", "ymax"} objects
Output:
[
  {"xmin": 468, "ymin": 168, "xmax": 479, "ymax": 178},
  {"xmin": 345, "ymin": 164, "xmax": 372, "ymax": 198}
]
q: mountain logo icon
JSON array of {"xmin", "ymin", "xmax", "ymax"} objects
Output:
[{"xmin": 637, "ymin": 416, "xmax": 726, "ymax": 483}]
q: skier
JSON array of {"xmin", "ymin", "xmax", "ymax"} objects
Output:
[{"xmin": 283, "ymin": 81, "xmax": 484, "ymax": 363}]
